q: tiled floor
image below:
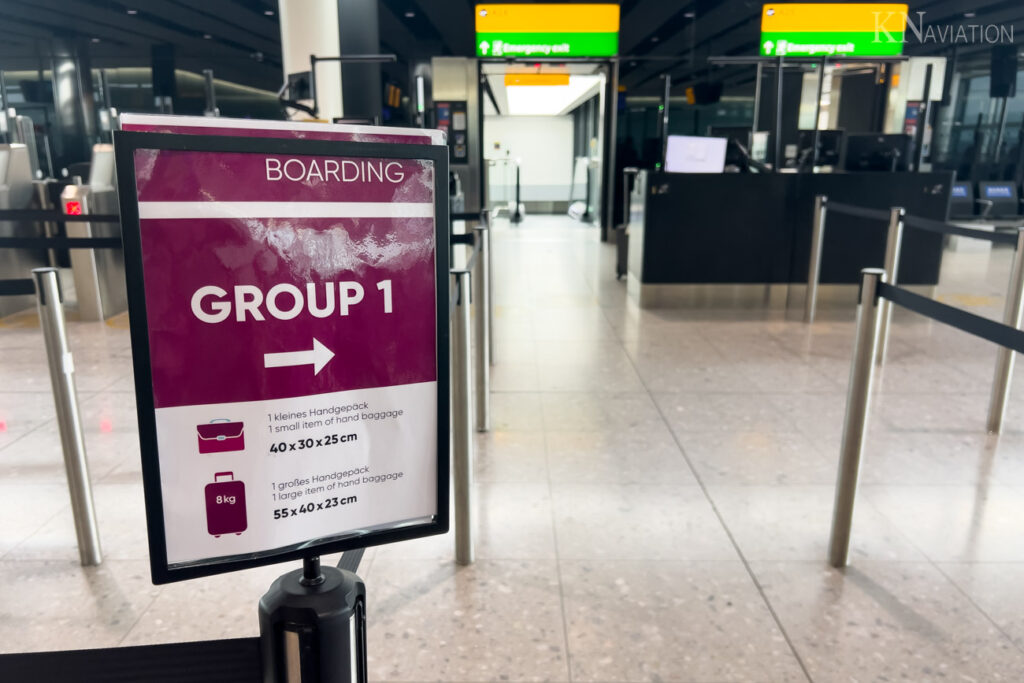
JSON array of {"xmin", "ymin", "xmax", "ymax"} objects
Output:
[{"xmin": 3, "ymin": 214, "xmax": 1024, "ymax": 681}]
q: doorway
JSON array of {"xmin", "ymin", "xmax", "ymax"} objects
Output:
[{"xmin": 479, "ymin": 61, "xmax": 611, "ymax": 227}]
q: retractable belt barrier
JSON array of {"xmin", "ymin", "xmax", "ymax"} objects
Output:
[
  {"xmin": 0, "ymin": 550, "xmax": 366, "ymax": 682},
  {"xmin": 878, "ymin": 282, "xmax": 1024, "ymax": 353},
  {"xmin": 829, "ymin": 268, "xmax": 1024, "ymax": 568},
  {"xmin": 902, "ymin": 213, "xmax": 1019, "ymax": 246},
  {"xmin": 0, "ymin": 278, "xmax": 35, "ymax": 296},
  {"xmin": 805, "ymin": 195, "xmax": 1023, "ymax": 332},
  {"xmin": 0, "ymin": 221, "xmax": 123, "ymax": 298},
  {"xmin": 0, "ymin": 638, "xmax": 262, "ymax": 683},
  {"xmin": 0, "ymin": 236, "xmax": 123, "ymax": 250},
  {"xmin": 0, "ymin": 210, "xmax": 120, "ymax": 223},
  {"xmin": 824, "ymin": 201, "xmax": 890, "ymax": 222}
]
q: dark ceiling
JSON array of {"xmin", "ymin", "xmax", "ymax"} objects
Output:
[
  {"xmin": 0, "ymin": 0, "xmax": 282, "ymax": 90},
  {"xmin": 0, "ymin": 0, "xmax": 1021, "ymax": 97}
]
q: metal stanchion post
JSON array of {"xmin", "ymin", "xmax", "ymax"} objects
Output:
[
  {"xmin": 487, "ymin": 211, "xmax": 494, "ymax": 367},
  {"xmin": 986, "ymin": 227, "xmax": 1024, "ymax": 433},
  {"xmin": 32, "ymin": 267, "xmax": 102, "ymax": 566},
  {"xmin": 451, "ymin": 271, "xmax": 474, "ymax": 565},
  {"xmin": 805, "ymin": 194, "xmax": 828, "ymax": 323},
  {"xmin": 472, "ymin": 223, "xmax": 490, "ymax": 432},
  {"xmin": 875, "ymin": 207, "xmax": 904, "ymax": 365},
  {"xmin": 511, "ymin": 162, "xmax": 522, "ymax": 224},
  {"xmin": 829, "ymin": 268, "xmax": 885, "ymax": 568},
  {"xmin": 259, "ymin": 556, "xmax": 367, "ymax": 683}
]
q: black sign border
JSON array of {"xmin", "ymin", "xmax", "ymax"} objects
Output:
[{"xmin": 114, "ymin": 130, "xmax": 450, "ymax": 584}]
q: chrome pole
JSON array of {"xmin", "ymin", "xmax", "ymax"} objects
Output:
[
  {"xmin": 472, "ymin": 222, "xmax": 491, "ymax": 432},
  {"xmin": 487, "ymin": 211, "xmax": 494, "ymax": 367},
  {"xmin": 805, "ymin": 194, "xmax": 828, "ymax": 323},
  {"xmin": 829, "ymin": 268, "xmax": 885, "ymax": 568},
  {"xmin": 33, "ymin": 268, "xmax": 102, "ymax": 566},
  {"xmin": 451, "ymin": 271, "xmax": 474, "ymax": 565},
  {"xmin": 875, "ymin": 207, "xmax": 905, "ymax": 365},
  {"xmin": 986, "ymin": 227, "xmax": 1024, "ymax": 433}
]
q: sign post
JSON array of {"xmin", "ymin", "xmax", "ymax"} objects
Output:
[
  {"xmin": 116, "ymin": 132, "xmax": 448, "ymax": 584},
  {"xmin": 116, "ymin": 129, "xmax": 449, "ymax": 679}
]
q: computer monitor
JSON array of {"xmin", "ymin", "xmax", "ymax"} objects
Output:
[
  {"xmin": 797, "ymin": 129, "xmax": 844, "ymax": 167},
  {"xmin": 843, "ymin": 133, "xmax": 912, "ymax": 172},
  {"xmin": 664, "ymin": 135, "xmax": 728, "ymax": 173}
]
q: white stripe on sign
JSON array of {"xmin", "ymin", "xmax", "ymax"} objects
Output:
[{"xmin": 137, "ymin": 201, "xmax": 435, "ymax": 219}]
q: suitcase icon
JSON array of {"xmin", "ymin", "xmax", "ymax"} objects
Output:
[
  {"xmin": 197, "ymin": 419, "xmax": 245, "ymax": 454},
  {"xmin": 205, "ymin": 472, "xmax": 247, "ymax": 537}
]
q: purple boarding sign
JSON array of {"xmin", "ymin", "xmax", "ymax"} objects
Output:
[{"xmin": 115, "ymin": 124, "xmax": 449, "ymax": 584}]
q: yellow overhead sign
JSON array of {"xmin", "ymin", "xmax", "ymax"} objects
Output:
[
  {"xmin": 761, "ymin": 3, "xmax": 908, "ymax": 32},
  {"xmin": 760, "ymin": 3, "xmax": 908, "ymax": 57},
  {"xmin": 475, "ymin": 4, "xmax": 620, "ymax": 58},
  {"xmin": 476, "ymin": 4, "xmax": 619, "ymax": 33},
  {"xmin": 504, "ymin": 74, "xmax": 571, "ymax": 86}
]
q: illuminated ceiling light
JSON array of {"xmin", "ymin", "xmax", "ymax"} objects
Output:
[
  {"xmin": 91, "ymin": 37, "xmax": 101, "ymax": 43},
  {"xmin": 963, "ymin": 12, "xmax": 976, "ymax": 18},
  {"xmin": 126, "ymin": 9, "xmax": 138, "ymax": 14},
  {"xmin": 405, "ymin": 11, "xmax": 415, "ymax": 18},
  {"xmin": 505, "ymin": 74, "xmax": 604, "ymax": 116},
  {"xmin": 651, "ymin": 36, "xmax": 659, "ymax": 42},
  {"xmin": 264, "ymin": 10, "xmax": 274, "ymax": 16},
  {"xmin": 203, "ymin": 33, "xmax": 213, "ymax": 39},
  {"xmin": 684, "ymin": 12, "xmax": 695, "ymax": 18}
]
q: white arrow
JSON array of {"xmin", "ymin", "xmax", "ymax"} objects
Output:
[
  {"xmin": 264, "ymin": 338, "xmax": 335, "ymax": 375},
  {"xmin": 480, "ymin": 40, "xmax": 490, "ymax": 55}
]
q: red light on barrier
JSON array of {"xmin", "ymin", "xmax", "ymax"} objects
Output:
[{"xmin": 65, "ymin": 201, "xmax": 82, "ymax": 215}]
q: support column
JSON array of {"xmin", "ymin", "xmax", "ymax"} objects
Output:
[
  {"xmin": 279, "ymin": 0, "xmax": 343, "ymax": 121},
  {"xmin": 151, "ymin": 44, "xmax": 176, "ymax": 114},
  {"xmin": 338, "ymin": 0, "xmax": 382, "ymax": 123},
  {"xmin": 600, "ymin": 59, "xmax": 619, "ymax": 242},
  {"xmin": 49, "ymin": 37, "xmax": 98, "ymax": 172}
]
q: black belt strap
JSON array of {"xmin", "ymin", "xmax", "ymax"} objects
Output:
[
  {"xmin": 0, "ymin": 279, "xmax": 35, "ymax": 297},
  {"xmin": 0, "ymin": 210, "xmax": 120, "ymax": 223},
  {"xmin": 878, "ymin": 282, "xmax": 1024, "ymax": 354},
  {"xmin": 826, "ymin": 201, "xmax": 890, "ymax": 222},
  {"xmin": 0, "ymin": 237, "xmax": 123, "ymax": 249},
  {"xmin": 902, "ymin": 214, "xmax": 1019, "ymax": 246}
]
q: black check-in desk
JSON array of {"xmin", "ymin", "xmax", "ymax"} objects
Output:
[{"xmin": 626, "ymin": 170, "xmax": 954, "ymax": 308}]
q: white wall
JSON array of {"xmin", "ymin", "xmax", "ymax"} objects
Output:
[{"xmin": 484, "ymin": 115, "xmax": 574, "ymax": 202}]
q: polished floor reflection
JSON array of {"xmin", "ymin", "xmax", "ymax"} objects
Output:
[{"xmin": 3, "ymin": 215, "xmax": 1024, "ymax": 681}]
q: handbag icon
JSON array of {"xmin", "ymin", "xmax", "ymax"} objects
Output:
[{"xmin": 197, "ymin": 419, "xmax": 245, "ymax": 454}]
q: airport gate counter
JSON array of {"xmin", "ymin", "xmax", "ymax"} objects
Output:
[{"xmin": 626, "ymin": 170, "xmax": 955, "ymax": 308}]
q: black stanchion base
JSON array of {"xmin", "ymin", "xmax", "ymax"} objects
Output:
[{"xmin": 258, "ymin": 561, "xmax": 366, "ymax": 683}]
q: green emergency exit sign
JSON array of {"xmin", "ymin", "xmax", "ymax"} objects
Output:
[{"xmin": 475, "ymin": 4, "xmax": 620, "ymax": 58}]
